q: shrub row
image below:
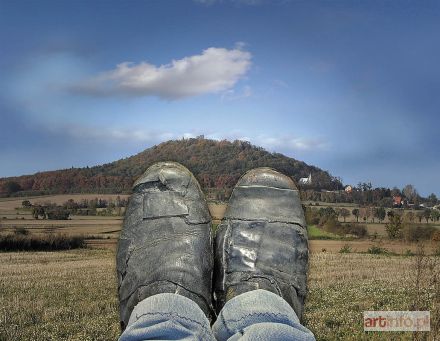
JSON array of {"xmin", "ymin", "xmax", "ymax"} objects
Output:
[{"xmin": 0, "ymin": 233, "xmax": 86, "ymax": 251}]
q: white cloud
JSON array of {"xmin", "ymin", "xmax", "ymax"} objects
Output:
[
  {"xmin": 250, "ymin": 135, "xmax": 327, "ymax": 152},
  {"xmin": 198, "ymin": 132, "xmax": 327, "ymax": 152},
  {"xmin": 58, "ymin": 123, "xmax": 326, "ymax": 154},
  {"xmin": 74, "ymin": 47, "xmax": 251, "ymax": 99},
  {"xmin": 63, "ymin": 125, "xmax": 175, "ymax": 143}
]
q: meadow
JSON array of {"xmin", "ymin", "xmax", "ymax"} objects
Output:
[{"xmin": 0, "ymin": 195, "xmax": 439, "ymax": 340}]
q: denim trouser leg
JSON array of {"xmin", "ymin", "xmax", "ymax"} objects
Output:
[
  {"xmin": 212, "ymin": 289, "xmax": 316, "ymax": 341},
  {"xmin": 120, "ymin": 290, "xmax": 315, "ymax": 341},
  {"xmin": 119, "ymin": 293, "xmax": 215, "ymax": 341}
]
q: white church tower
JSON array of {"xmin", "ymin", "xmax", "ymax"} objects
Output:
[{"xmin": 299, "ymin": 173, "xmax": 312, "ymax": 185}]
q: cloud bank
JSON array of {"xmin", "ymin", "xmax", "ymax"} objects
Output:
[
  {"xmin": 74, "ymin": 47, "xmax": 251, "ymax": 99},
  {"xmin": 61, "ymin": 124, "xmax": 326, "ymax": 153}
]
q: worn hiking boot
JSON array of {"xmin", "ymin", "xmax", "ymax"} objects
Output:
[
  {"xmin": 116, "ymin": 162, "xmax": 215, "ymax": 330},
  {"xmin": 214, "ymin": 168, "xmax": 309, "ymax": 320}
]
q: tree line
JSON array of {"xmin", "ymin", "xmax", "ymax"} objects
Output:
[
  {"xmin": 305, "ymin": 205, "xmax": 440, "ymax": 242},
  {"xmin": 22, "ymin": 196, "xmax": 129, "ymax": 220},
  {"xmin": 301, "ymin": 183, "xmax": 438, "ymax": 208}
]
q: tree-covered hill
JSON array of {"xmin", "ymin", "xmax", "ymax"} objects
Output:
[{"xmin": 0, "ymin": 138, "xmax": 342, "ymax": 197}]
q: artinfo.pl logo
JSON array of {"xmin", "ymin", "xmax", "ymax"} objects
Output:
[{"xmin": 364, "ymin": 311, "xmax": 430, "ymax": 331}]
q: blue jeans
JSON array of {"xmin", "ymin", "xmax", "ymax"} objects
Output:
[{"xmin": 119, "ymin": 289, "xmax": 315, "ymax": 341}]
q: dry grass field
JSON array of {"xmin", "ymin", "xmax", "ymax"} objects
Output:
[
  {"xmin": 0, "ymin": 195, "xmax": 126, "ymax": 241},
  {"xmin": 0, "ymin": 250, "xmax": 438, "ymax": 340},
  {"xmin": 0, "ymin": 195, "xmax": 439, "ymax": 340},
  {"xmin": 208, "ymin": 203, "xmax": 227, "ymax": 225},
  {"xmin": 0, "ymin": 249, "xmax": 120, "ymax": 341}
]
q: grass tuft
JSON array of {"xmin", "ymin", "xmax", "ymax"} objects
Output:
[{"xmin": 308, "ymin": 225, "xmax": 341, "ymax": 240}]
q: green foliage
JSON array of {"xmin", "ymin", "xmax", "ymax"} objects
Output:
[
  {"xmin": 307, "ymin": 225, "xmax": 340, "ymax": 240},
  {"xmin": 14, "ymin": 227, "xmax": 29, "ymax": 236},
  {"xmin": 306, "ymin": 207, "xmax": 367, "ymax": 238},
  {"xmin": 431, "ymin": 209, "xmax": 440, "ymax": 222},
  {"xmin": 211, "ymin": 223, "xmax": 219, "ymax": 234},
  {"xmin": 385, "ymin": 214, "xmax": 403, "ymax": 239},
  {"xmin": 367, "ymin": 245, "xmax": 390, "ymax": 255},
  {"xmin": 339, "ymin": 244, "xmax": 352, "ymax": 253},
  {"xmin": 404, "ymin": 249, "xmax": 414, "ymax": 256}
]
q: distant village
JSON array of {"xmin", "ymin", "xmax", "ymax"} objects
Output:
[{"xmin": 298, "ymin": 173, "xmax": 439, "ymax": 210}]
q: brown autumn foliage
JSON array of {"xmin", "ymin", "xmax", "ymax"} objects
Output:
[{"xmin": 0, "ymin": 138, "xmax": 341, "ymax": 197}]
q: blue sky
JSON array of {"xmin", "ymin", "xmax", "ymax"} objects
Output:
[{"xmin": 1, "ymin": 0, "xmax": 439, "ymax": 196}]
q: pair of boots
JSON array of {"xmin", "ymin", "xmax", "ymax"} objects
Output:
[{"xmin": 116, "ymin": 162, "xmax": 309, "ymax": 335}]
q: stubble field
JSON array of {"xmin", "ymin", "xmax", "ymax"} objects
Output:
[
  {"xmin": 1, "ymin": 249, "xmax": 438, "ymax": 340},
  {"xmin": 0, "ymin": 195, "xmax": 439, "ymax": 340}
]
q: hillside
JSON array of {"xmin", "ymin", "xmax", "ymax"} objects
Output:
[{"xmin": 0, "ymin": 138, "xmax": 342, "ymax": 197}]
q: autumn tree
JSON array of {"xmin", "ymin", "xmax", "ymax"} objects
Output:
[
  {"xmin": 339, "ymin": 208, "xmax": 350, "ymax": 222},
  {"xmin": 402, "ymin": 184, "xmax": 418, "ymax": 203},
  {"xmin": 405, "ymin": 211, "xmax": 415, "ymax": 223},
  {"xmin": 374, "ymin": 207, "xmax": 386, "ymax": 223},
  {"xmin": 416, "ymin": 211, "xmax": 424, "ymax": 223},
  {"xmin": 2, "ymin": 181, "xmax": 22, "ymax": 196},
  {"xmin": 387, "ymin": 210, "xmax": 395, "ymax": 219},
  {"xmin": 359, "ymin": 207, "xmax": 371, "ymax": 222},
  {"xmin": 352, "ymin": 208, "xmax": 360, "ymax": 222},
  {"xmin": 423, "ymin": 209, "xmax": 432, "ymax": 223}
]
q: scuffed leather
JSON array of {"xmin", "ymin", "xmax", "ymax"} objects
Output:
[
  {"xmin": 214, "ymin": 168, "xmax": 309, "ymax": 320},
  {"xmin": 117, "ymin": 162, "xmax": 214, "ymax": 330}
]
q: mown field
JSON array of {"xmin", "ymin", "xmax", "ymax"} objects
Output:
[
  {"xmin": 0, "ymin": 249, "xmax": 438, "ymax": 340},
  {"xmin": 0, "ymin": 195, "xmax": 439, "ymax": 340}
]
